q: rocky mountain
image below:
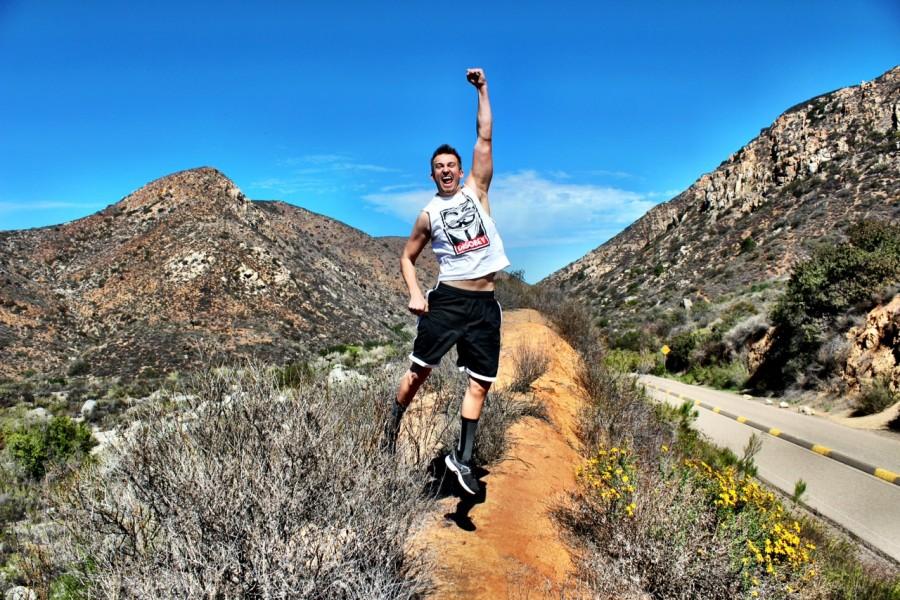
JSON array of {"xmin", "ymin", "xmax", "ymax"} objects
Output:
[
  {"xmin": 0, "ymin": 167, "xmax": 437, "ymax": 379},
  {"xmin": 546, "ymin": 65, "xmax": 900, "ymax": 338}
]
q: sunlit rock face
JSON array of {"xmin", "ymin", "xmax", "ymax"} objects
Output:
[{"xmin": 843, "ymin": 295, "xmax": 900, "ymax": 394}]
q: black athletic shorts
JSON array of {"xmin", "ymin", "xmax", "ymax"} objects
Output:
[{"xmin": 409, "ymin": 283, "xmax": 502, "ymax": 382}]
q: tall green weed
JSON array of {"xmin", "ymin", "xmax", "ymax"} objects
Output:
[{"xmin": 5, "ymin": 416, "xmax": 95, "ymax": 480}]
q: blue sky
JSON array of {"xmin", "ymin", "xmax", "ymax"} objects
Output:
[{"xmin": 1, "ymin": 1, "xmax": 898, "ymax": 282}]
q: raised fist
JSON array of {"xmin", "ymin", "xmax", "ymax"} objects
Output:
[{"xmin": 466, "ymin": 68, "xmax": 486, "ymax": 88}]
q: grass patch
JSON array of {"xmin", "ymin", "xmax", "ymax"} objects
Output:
[
  {"xmin": 604, "ymin": 348, "xmax": 664, "ymax": 375},
  {"xmin": 680, "ymin": 360, "xmax": 749, "ymax": 391}
]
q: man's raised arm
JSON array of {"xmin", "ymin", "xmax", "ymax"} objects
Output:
[{"xmin": 464, "ymin": 68, "xmax": 493, "ymax": 212}]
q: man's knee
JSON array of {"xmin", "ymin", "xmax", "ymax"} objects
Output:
[
  {"xmin": 406, "ymin": 364, "xmax": 432, "ymax": 385},
  {"xmin": 467, "ymin": 376, "xmax": 490, "ymax": 399}
]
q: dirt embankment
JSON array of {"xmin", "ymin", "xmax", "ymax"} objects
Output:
[{"xmin": 412, "ymin": 309, "xmax": 587, "ymax": 599}]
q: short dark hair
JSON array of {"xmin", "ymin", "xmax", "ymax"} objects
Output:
[{"xmin": 430, "ymin": 144, "xmax": 462, "ymax": 173}]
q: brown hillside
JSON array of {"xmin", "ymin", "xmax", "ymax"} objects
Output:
[
  {"xmin": 545, "ymin": 66, "xmax": 900, "ymax": 334},
  {"xmin": 0, "ymin": 167, "xmax": 437, "ymax": 379}
]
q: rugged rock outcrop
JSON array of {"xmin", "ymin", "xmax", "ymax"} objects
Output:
[
  {"xmin": 843, "ymin": 295, "xmax": 900, "ymax": 392},
  {"xmin": 0, "ymin": 167, "xmax": 437, "ymax": 379}
]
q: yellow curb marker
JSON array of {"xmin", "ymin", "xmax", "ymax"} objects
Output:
[
  {"xmin": 713, "ymin": 407, "xmax": 721, "ymax": 414},
  {"xmin": 769, "ymin": 428, "xmax": 782, "ymax": 437},
  {"xmin": 736, "ymin": 416, "xmax": 747, "ymax": 424},
  {"xmin": 874, "ymin": 468, "xmax": 898, "ymax": 483},
  {"xmin": 812, "ymin": 445, "xmax": 831, "ymax": 456},
  {"xmin": 694, "ymin": 399, "xmax": 701, "ymax": 407}
]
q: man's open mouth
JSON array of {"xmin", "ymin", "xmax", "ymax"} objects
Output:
[{"xmin": 441, "ymin": 175, "xmax": 453, "ymax": 184}]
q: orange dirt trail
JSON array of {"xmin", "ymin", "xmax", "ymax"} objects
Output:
[{"xmin": 416, "ymin": 309, "xmax": 586, "ymax": 599}]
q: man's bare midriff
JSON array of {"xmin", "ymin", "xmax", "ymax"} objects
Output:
[{"xmin": 442, "ymin": 272, "xmax": 496, "ymax": 292}]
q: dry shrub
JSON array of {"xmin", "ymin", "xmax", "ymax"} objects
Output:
[
  {"xmin": 493, "ymin": 269, "xmax": 531, "ymax": 309},
  {"xmin": 508, "ymin": 344, "xmax": 551, "ymax": 393},
  {"xmin": 510, "ymin": 284, "xmax": 596, "ymax": 356},
  {"xmin": 53, "ymin": 362, "xmax": 433, "ymax": 599},
  {"xmin": 814, "ymin": 333, "xmax": 851, "ymax": 376},
  {"xmin": 505, "ymin": 568, "xmax": 592, "ymax": 599},
  {"xmin": 723, "ymin": 313, "xmax": 771, "ymax": 352},
  {"xmin": 557, "ymin": 446, "xmax": 831, "ymax": 599},
  {"xmin": 556, "ymin": 461, "xmax": 743, "ymax": 599},
  {"xmin": 27, "ymin": 351, "xmax": 545, "ymax": 599},
  {"xmin": 575, "ymin": 347, "xmax": 672, "ymax": 461}
]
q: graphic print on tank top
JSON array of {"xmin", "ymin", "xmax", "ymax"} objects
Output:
[{"xmin": 439, "ymin": 198, "xmax": 491, "ymax": 255}]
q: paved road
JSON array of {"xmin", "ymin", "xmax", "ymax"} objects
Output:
[{"xmin": 638, "ymin": 374, "xmax": 900, "ymax": 564}]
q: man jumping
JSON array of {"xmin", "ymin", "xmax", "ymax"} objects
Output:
[{"xmin": 384, "ymin": 68, "xmax": 510, "ymax": 496}]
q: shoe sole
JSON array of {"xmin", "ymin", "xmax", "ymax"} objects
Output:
[{"xmin": 445, "ymin": 454, "xmax": 478, "ymax": 495}]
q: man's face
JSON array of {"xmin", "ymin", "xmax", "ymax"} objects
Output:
[{"xmin": 431, "ymin": 153, "xmax": 463, "ymax": 196}]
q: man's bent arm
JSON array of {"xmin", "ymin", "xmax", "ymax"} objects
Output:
[
  {"xmin": 465, "ymin": 68, "xmax": 493, "ymax": 212},
  {"xmin": 401, "ymin": 211, "xmax": 431, "ymax": 315}
]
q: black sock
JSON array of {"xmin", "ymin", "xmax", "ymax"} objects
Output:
[
  {"xmin": 458, "ymin": 416, "xmax": 479, "ymax": 464},
  {"xmin": 384, "ymin": 400, "xmax": 407, "ymax": 453}
]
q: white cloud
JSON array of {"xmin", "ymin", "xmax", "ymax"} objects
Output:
[{"xmin": 363, "ymin": 171, "xmax": 659, "ymax": 249}]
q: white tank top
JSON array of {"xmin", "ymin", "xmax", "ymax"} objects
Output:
[{"xmin": 422, "ymin": 186, "xmax": 511, "ymax": 281}]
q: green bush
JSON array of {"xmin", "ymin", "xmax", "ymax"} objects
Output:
[
  {"xmin": 5, "ymin": 416, "xmax": 95, "ymax": 480},
  {"xmin": 609, "ymin": 328, "xmax": 655, "ymax": 352},
  {"xmin": 780, "ymin": 246, "xmax": 895, "ymax": 317},
  {"xmin": 847, "ymin": 220, "xmax": 900, "ymax": 255},
  {"xmin": 853, "ymin": 378, "xmax": 898, "ymax": 417},
  {"xmin": 67, "ymin": 360, "xmax": 90, "ymax": 377},
  {"xmin": 740, "ymin": 236, "xmax": 757, "ymax": 254},
  {"xmin": 50, "ymin": 573, "xmax": 89, "ymax": 600},
  {"xmin": 665, "ymin": 330, "xmax": 701, "ymax": 373}
]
